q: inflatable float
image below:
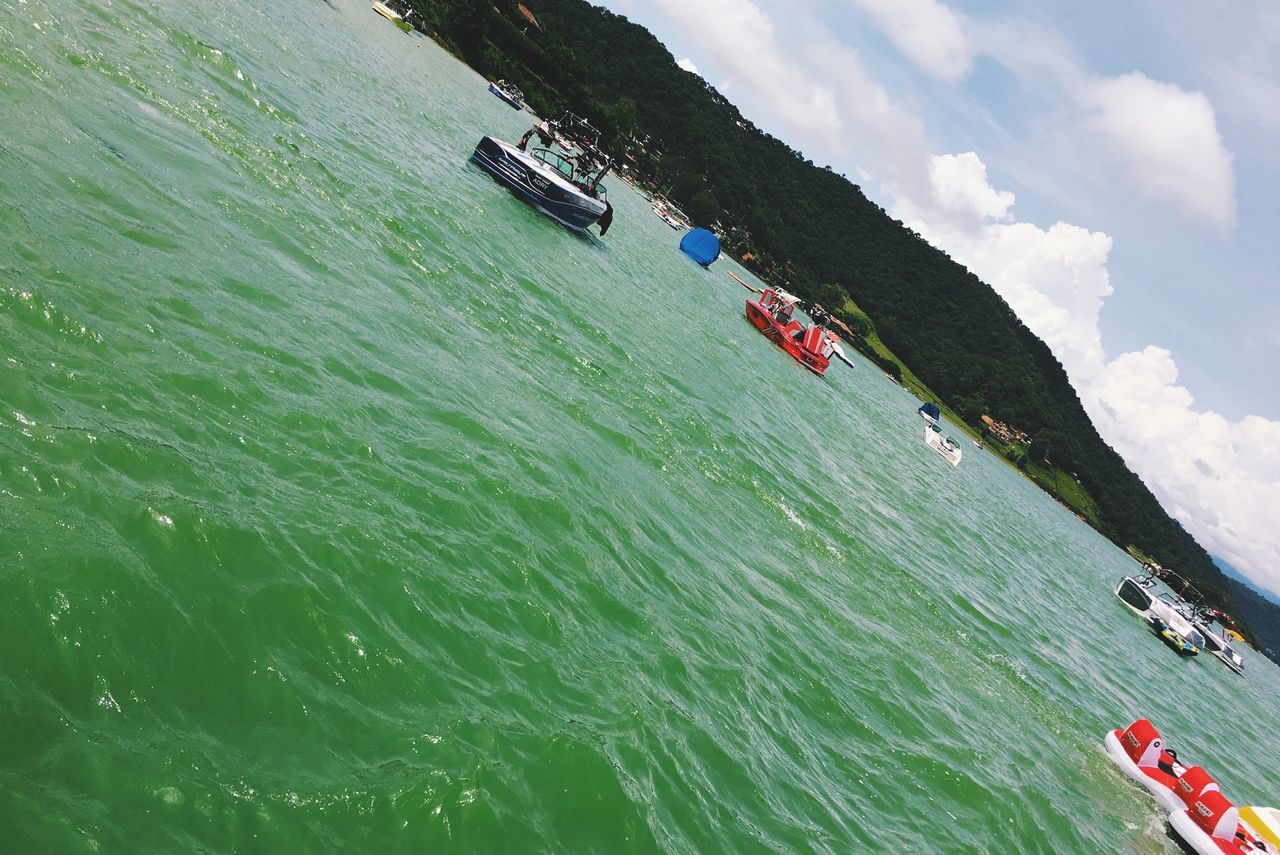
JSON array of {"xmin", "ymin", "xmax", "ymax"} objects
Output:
[{"xmin": 1104, "ymin": 719, "xmax": 1277, "ymax": 854}]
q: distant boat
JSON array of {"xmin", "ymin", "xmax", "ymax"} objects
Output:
[
  {"xmin": 679, "ymin": 227, "xmax": 721, "ymax": 267},
  {"xmin": 652, "ymin": 203, "xmax": 685, "ymax": 230},
  {"xmin": 487, "ymin": 80, "xmax": 524, "ymax": 110},
  {"xmin": 1193, "ymin": 619, "xmax": 1245, "ymax": 675},
  {"xmin": 918, "ymin": 402, "xmax": 941, "ymax": 425},
  {"xmin": 745, "ymin": 288, "xmax": 833, "ymax": 376},
  {"xmin": 371, "ymin": 2, "xmax": 403, "ymax": 21},
  {"xmin": 470, "ymin": 136, "xmax": 613, "ymax": 234},
  {"xmin": 924, "ymin": 424, "xmax": 962, "ymax": 466}
]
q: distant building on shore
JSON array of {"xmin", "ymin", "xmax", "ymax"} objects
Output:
[{"xmin": 981, "ymin": 414, "xmax": 1031, "ymax": 446}]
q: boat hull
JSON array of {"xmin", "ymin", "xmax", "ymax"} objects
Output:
[
  {"xmin": 745, "ymin": 300, "xmax": 829, "ymax": 376},
  {"xmin": 487, "ymin": 83, "xmax": 523, "ymax": 110},
  {"xmin": 470, "ymin": 136, "xmax": 607, "ymax": 231},
  {"xmin": 1213, "ymin": 649, "xmax": 1245, "ymax": 674},
  {"xmin": 923, "ymin": 427, "xmax": 962, "ymax": 466}
]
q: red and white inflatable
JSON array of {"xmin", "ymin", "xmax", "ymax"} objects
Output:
[
  {"xmin": 1104, "ymin": 719, "xmax": 1276, "ymax": 854},
  {"xmin": 1103, "ymin": 718, "xmax": 1187, "ymax": 812}
]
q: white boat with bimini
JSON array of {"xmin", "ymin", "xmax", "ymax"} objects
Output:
[
  {"xmin": 1114, "ymin": 569, "xmax": 1207, "ymax": 656},
  {"xmin": 924, "ymin": 424, "xmax": 962, "ymax": 467}
]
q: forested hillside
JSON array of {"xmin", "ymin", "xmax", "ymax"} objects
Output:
[
  {"xmin": 1226, "ymin": 579, "xmax": 1280, "ymax": 660},
  {"xmin": 406, "ymin": 0, "xmax": 1279, "ymax": 652}
]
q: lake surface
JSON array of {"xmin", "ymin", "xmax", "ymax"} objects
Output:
[{"xmin": 2, "ymin": 0, "xmax": 1277, "ymax": 851}]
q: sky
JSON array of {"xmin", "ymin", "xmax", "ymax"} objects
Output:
[{"xmin": 598, "ymin": 0, "xmax": 1280, "ymax": 598}]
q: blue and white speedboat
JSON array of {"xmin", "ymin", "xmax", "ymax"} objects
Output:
[
  {"xmin": 470, "ymin": 136, "xmax": 613, "ymax": 234},
  {"xmin": 488, "ymin": 80, "xmax": 524, "ymax": 110}
]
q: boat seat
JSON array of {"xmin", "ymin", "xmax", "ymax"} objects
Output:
[
  {"xmin": 1187, "ymin": 790, "xmax": 1242, "ymax": 843},
  {"xmin": 1119, "ymin": 719, "xmax": 1167, "ymax": 768},
  {"xmin": 1174, "ymin": 766, "xmax": 1219, "ymax": 808}
]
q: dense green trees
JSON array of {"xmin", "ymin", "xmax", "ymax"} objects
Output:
[{"xmin": 407, "ymin": 0, "xmax": 1269, "ymax": 648}]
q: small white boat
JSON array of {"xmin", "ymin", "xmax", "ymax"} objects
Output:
[
  {"xmin": 371, "ymin": 1, "xmax": 402, "ymax": 21},
  {"xmin": 1194, "ymin": 620, "xmax": 1245, "ymax": 674},
  {"xmin": 651, "ymin": 201, "xmax": 686, "ymax": 230},
  {"xmin": 924, "ymin": 424, "xmax": 962, "ymax": 466}
]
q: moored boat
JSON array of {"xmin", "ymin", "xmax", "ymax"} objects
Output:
[
  {"xmin": 679, "ymin": 227, "xmax": 720, "ymax": 267},
  {"xmin": 1194, "ymin": 616, "xmax": 1246, "ymax": 675},
  {"xmin": 652, "ymin": 201, "xmax": 686, "ymax": 230},
  {"xmin": 370, "ymin": 1, "xmax": 402, "ymax": 21},
  {"xmin": 488, "ymin": 80, "xmax": 524, "ymax": 110},
  {"xmin": 923, "ymin": 424, "xmax": 962, "ymax": 467},
  {"xmin": 470, "ymin": 135, "xmax": 613, "ymax": 234},
  {"xmin": 918, "ymin": 402, "xmax": 940, "ymax": 426},
  {"xmin": 1113, "ymin": 569, "xmax": 1206, "ymax": 656},
  {"xmin": 745, "ymin": 288, "xmax": 833, "ymax": 376}
]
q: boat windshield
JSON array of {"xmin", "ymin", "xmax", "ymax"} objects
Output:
[
  {"xmin": 531, "ymin": 149, "xmax": 578, "ymax": 180},
  {"xmin": 1117, "ymin": 578, "xmax": 1153, "ymax": 611}
]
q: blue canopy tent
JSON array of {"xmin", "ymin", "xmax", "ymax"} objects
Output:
[{"xmin": 679, "ymin": 227, "xmax": 721, "ymax": 267}]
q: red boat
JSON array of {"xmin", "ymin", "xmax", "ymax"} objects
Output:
[{"xmin": 745, "ymin": 288, "xmax": 833, "ymax": 376}]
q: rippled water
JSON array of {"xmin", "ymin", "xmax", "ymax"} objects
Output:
[{"xmin": 2, "ymin": 0, "xmax": 1278, "ymax": 851}]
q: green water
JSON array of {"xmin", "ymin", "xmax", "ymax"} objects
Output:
[{"xmin": 2, "ymin": 0, "xmax": 1277, "ymax": 851}]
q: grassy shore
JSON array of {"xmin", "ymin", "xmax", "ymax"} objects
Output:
[{"xmin": 834, "ymin": 296, "xmax": 1108, "ymax": 529}]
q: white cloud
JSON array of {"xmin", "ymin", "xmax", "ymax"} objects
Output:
[
  {"xmin": 652, "ymin": 0, "xmax": 933, "ymax": 198},
  {"xmin": 1084, "ymin": 350, "xmax": 1280, "ymax": 595},
  {"xmin": 893, "ymin": 7, "xmax": 1240, "ymax": 231},
  {"xmin": 927, "ymin": 152, "xmax": 1015, "ymax": 227},
  {"xmin": 803, "ymin": 40, "xmax": 932, "ymax": 199},
  {"xmin": 896, "ymin": 152, "xmax": 1280, "ymax": 597},
  {"xmin": 1081, "ymin": 72, "xmax": 1236, "ymax": 230},
  {"xmin": 676, "ymin": 57, "xmax": 699, "ymax": 75},
  {"xmin": 852, "ymin": 0, "xmax": 973, "ymax": 82},
  {"xmin": 896, "ymin": 154, "xmax": 1112, "ymax": 385},
  {"xmin": 652, "ymin": 0, "xmax": 844, "ymax": 152}
]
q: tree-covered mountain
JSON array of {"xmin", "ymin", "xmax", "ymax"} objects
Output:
[
  {"xmin": 1226, "ymin": 578, "xmax": 1280, "ymax": 661},
  {"xmin": 406, "ymin": 0, "xmax": 1280, "ymax": 654}
]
